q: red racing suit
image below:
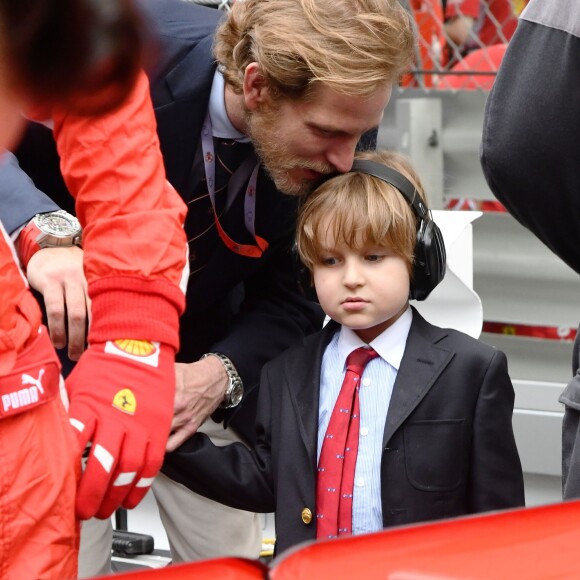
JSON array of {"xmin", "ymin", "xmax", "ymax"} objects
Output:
[{"xmin": 0, "ymin": 71, "xmax": 187, "ymax": 579}]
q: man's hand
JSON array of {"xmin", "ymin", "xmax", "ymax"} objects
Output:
[
  {"xmin": 27, "ymin": 246, "xmax": 89, "ymax": 361},
  {"xmin": 166, "ymin": 357, "xmax": 229, "ymax": 452},
  {"xmin": 66, "ymin": 340, "xmax": 175, "ymax": 520}
]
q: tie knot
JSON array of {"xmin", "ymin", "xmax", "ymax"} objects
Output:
[
  {"xmin": 214, "ymin": 137, "xmax": 250, "ymax": 161},
  {"xmin": 345, "ymin": 347, "xmax": 378, "ymax": 375}
]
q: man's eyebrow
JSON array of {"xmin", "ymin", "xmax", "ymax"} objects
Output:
[
  {"xmin": 309, "ymin": 121, "xmax": 380, "ymax": 138},
  {"xmin": 308, "ymin": 121, "xmax": 347, "ymax": 135}
]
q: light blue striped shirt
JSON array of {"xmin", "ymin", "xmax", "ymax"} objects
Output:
[{"xmin": 317, "ymin": 307, "xmax": 412, "ymax": 535}]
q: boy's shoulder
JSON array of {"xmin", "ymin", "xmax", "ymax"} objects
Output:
[{"xmin": 412, "ymin": 308, "xmax": 504, "ymax": 360}]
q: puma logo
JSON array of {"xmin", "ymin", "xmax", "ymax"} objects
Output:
[
  {"xmin": 21, "ymin": 369, "xmax": 45, "ymax": 394},
  {"xmin": 2, "ymin": 369, "xmax": 46, "ymax": 413}
]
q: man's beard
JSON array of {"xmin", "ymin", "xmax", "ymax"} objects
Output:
[{"xmin": 246, "ymin": 105, "xmax": 334, "ymax": 197}]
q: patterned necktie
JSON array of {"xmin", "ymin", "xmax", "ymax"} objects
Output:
[
  {"xmin": 316, "ymin": 346, "xmax": 379, "ymax": 540},
  {"xmin": 213, "ymin": 137, "xmax": 250, "ymax": 213}
]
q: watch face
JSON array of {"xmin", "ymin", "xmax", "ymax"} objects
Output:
[
  {"xmin": 35, "ymin": 211, "xmax": 81, "ymax": 237},
  {"xmin": 230, "ymin": 382, "xmax": 244, "ymax": 407}
]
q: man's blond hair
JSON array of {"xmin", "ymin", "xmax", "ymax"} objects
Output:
[
  {"xmin": 297, "ymin": 150, "xmax": 428, "ymax": 275},
  {"xmin": 214, "ymin": 0, "xmax": 416, "ymax": 99}
]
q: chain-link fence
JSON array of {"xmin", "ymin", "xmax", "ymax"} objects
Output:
[{"xmin": 404, "ymin": 0, "xmax": 528, "ymax": 90}]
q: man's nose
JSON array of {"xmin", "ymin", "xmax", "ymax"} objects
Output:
[{"xmin": 326, "ymin": 138, "xmax": 358, "ymax": 174}]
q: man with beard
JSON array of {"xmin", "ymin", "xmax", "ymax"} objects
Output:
[{"xmin": 5, "ymin": 0, "xmax": 415, "ymax": 573}]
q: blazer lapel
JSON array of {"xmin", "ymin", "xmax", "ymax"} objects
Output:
[
  {"xmin": 383, "ymin": 310, "xmax": 455, "ymax": 447},
  {"xmin": 287, "ymin": 322, "xmax": 339, "ymax": 463}
]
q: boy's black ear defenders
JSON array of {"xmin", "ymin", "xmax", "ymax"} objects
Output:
[{"xmin": 350, "ymin": 159, "xmax": 446, "ymax": 301}]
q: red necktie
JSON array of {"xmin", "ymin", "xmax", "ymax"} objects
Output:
[{"xmin": 316, "ymin": 346, "xmax": 379, "ymax": 540}]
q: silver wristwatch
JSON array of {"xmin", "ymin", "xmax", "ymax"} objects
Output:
[
  {"xmin": 33, "ymin": 210, "xmax": 82, "ymax": 248},
  {"xmin": 201, "ymin": 352, "xmax": 244, "ymax": 409}
]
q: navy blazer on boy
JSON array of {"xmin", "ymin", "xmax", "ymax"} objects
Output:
[
  {"xmin": 1, "ymin": 0, "xmax": 324, "ymax": 443},
  {"xmin": 163, "ymin": 308, "xmax": 525, "ymax": 555}
]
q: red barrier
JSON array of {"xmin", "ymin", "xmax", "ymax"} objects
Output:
[
  {"xmin": 269, "ymin": 501, "xmax": 580, "ymax": 579},
  {"xmin": 438, "ymin": 43, "xmax": 507, "ymax": 91},
  {"xmin": 92, "ymin": 502, "xmax": 580, "ymax": 578},
  {"xmin": 483, "ymin": 320, "xmax": 577, "ymax": 342}
]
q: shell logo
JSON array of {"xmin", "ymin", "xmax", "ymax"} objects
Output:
[
  {"xmin": 113, "ymin": 339, "xmax": 157, "ymax": 357},
  {"xmin": 112, "ymin": 389, "xmax": 137, "ymax": 414}
]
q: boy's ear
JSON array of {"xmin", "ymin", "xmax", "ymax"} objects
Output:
[{"xmin": 243, "ymin": 63, "xmax": 271, "ymax": 111}]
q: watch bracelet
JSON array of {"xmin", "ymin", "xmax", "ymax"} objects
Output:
[{"xmin": 200, "ymin": 352, "xmax": 243, "ymax": 408}]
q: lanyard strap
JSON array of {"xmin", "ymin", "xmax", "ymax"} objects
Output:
[{"xmin": 201, "ymin": 113, "xmax": 268, "ymax": 258}]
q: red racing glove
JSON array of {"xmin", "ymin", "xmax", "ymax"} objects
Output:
[{"xmin": 66, "ymin": 339, "xmax": 175, "ymax": 520}]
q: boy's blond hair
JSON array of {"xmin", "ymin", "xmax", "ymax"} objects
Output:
[
  {"xmin": 214, "ymin": 0, "xmax": 415, "ymax": 100},
  {"xmin": 297, "ymin": 150, "xmax": 429, "ymax": 276}
]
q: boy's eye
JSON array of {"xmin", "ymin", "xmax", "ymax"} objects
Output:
[
  {"xmin": 365, "ymin": 254, "xmax": 383, "ymax": 262},
  {"xmin": 320, "ymin": 256, "xmax": 338, "ymax": 266}
]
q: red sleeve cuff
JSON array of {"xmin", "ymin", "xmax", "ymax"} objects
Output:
[
  {"xmin": 88, "ymin": 276, "xmax": 185, "ymax": 352},
  {"xmin": 15, "ymin": 221, "xmax": 42, "ymax": 270}
]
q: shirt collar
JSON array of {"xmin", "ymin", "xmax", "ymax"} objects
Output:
[
  {"xmin": 208, "ymin": 69, "xmax": 251, "ymax": 142},
  {"xmin": 337, "ymin": 306, "xmax": 413, "ymax": 371}
]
